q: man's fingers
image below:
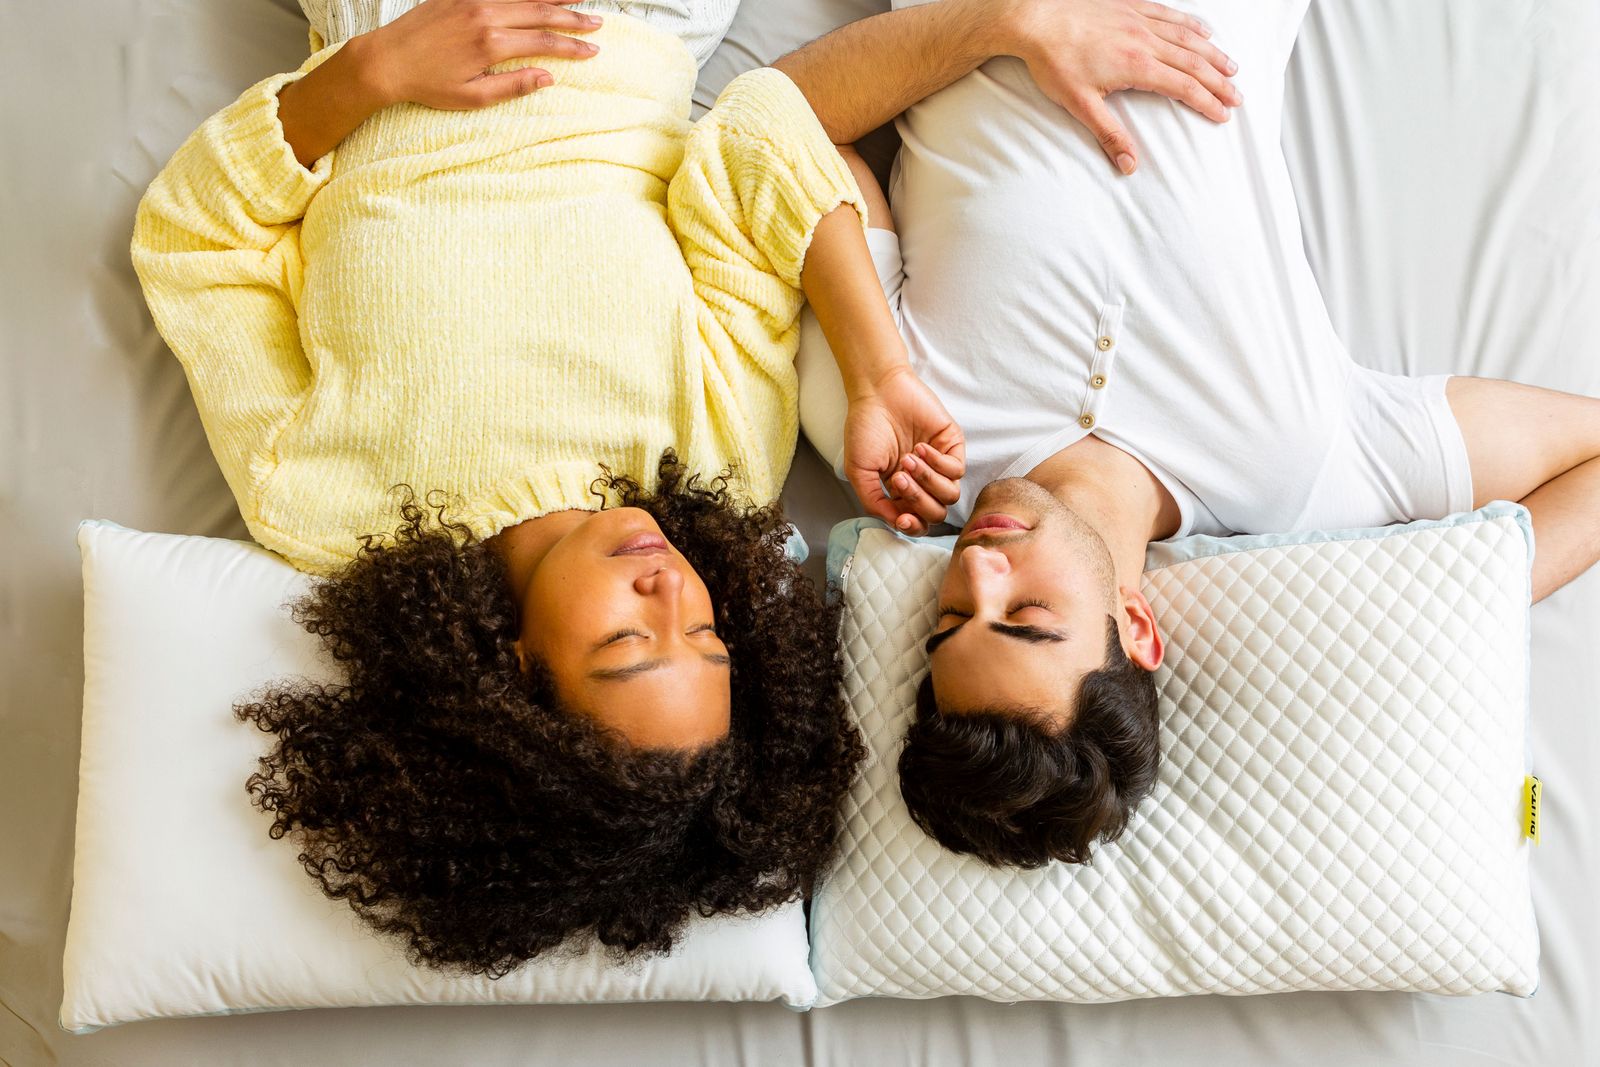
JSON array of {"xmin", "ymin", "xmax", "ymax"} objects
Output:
[
  {"xmin": 1072, "ymin": 94, "xmax": 1139, "ymax": 175},
  {"xmin": 913, "ymin": 442, "xmax": 964, "ymax": 479},
  {"xmin": 1151, "ymin": 38, "xmax": 1240, "ymax": 108},
  {"xmin": 900, "ymin": 453, "xmax": 960, "ymax": 505},
  {"xmin": 1140, "ymin": 64, "xmax": 1230, "ymax": 123},
  {"xmin": 887, "ymin": 469, "xmax": 949, "ymax": 526},
  {"xmin": 1136, "ymin": 1, "xmax": 1211, "ymax": 38},
  {"xmin": 893, "ymin": 514, "xmax": 931, "ymax": 536},
  {"xmin": 1147, "ymin": 19, "xmax": 1237, "ymax": 78}
]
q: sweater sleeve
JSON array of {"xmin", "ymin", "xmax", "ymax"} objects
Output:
[
  {"xmin": 666, "ymin": 68, "xmax": 866, "ymax": 496},
  {"xmin": 130, "ymin": 43, "xmax": 343, "ymax": 514}
]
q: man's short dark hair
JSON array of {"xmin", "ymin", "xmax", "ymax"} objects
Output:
[{"xmin": 898, "ymin": 615, "xmax": 1160, "ymax": 868}]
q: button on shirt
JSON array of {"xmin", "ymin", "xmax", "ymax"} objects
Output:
[{"xmin": 851, "ymin": 2, "xmax": 1471, "ymax": 538}]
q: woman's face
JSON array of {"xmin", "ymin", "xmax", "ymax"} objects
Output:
[{"xmin": 513, "ymin": 507, "xmax": 732, "ymax": 750}]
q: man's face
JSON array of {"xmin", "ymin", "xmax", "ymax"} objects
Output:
[{"xmin": 928, "ymin": 479, "xmax": 1123, "ymax": 722}]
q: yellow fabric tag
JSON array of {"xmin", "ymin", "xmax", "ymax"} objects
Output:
[{"xmin": 1522, "ymin": 776, "xmax": 1542, "ymax": 844}]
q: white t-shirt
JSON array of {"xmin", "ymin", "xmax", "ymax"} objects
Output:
[{"xmin": 797, "ymin": 0, "xmax": 1474, "ymax": 539}]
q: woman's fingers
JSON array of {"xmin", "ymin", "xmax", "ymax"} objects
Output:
[
  {"xmin": 499, "ymin": 2, "xmax": 603, "ymax": 30},
  {"xmin": 847, "ymin": 465, "xmax": 902, "ymax": 527},
  {"xmin": 483, "ymin": 27, "xmax": 600, "ymax": 61},
  {"xmin": 461, "ymin": 66, "xmax": 553, "ymax": 106}
]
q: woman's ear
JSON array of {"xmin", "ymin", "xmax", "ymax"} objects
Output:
[
  {"xmin": 1118, "ymin": 587, "xmax": 1164, "ymax": 671},
  {"xmin": 513, "ymin": 638, "xmax": 529, "ymax": 674}
]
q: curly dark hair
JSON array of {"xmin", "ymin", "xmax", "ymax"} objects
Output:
[
  {"xmin": 897, "ymin": 615, "xmax": 1159, "ymax": 868},
  {"xmin": 236, "ymin": 451, "xmax": 863, "ymax": 977}
]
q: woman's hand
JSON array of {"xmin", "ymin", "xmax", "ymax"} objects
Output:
[
  {"xmin": 1005, "ymin": 0, "xmax": 1241, "ymax": 174},
  {"xmin": 278, "ymin": 0, "xmax": 602, "ymax": 166},
  {"xmin": 845, "ymin": 366, "xmax": 967, "ymax": 535},
  {"xmin": 360, "ymin": 0, "xmax": 604, "ymax": 110}
]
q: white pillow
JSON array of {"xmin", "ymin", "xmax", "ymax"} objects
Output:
[
  {"xmin": 810, "ymin": 504, "xmax": 1540, "ymax": 1006},
  {"xmin": 61, "ymin": 521, "xmax": 817, "ymax": 1033}
]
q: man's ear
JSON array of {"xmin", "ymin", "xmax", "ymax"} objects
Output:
[{"xmin": 1118, "ymin": 587, "xmax": 1164, "ymax": 671}]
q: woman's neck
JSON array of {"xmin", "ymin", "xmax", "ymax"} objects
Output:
[{"xmin": 487, "ymin": 510, "xmax": 591, "ymax": 602}]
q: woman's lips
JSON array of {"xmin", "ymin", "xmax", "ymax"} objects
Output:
[
  {"xmin": 611, "ymin": 532, "xmax": 671, "ymax": 556},
  {"xmin": 964, "ymin": 513, "xmax": 1032, "ymax": 534}
]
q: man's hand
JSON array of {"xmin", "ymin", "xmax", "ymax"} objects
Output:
[
  {"xmin": 1006, "ymin": 0, "xmax": 1240, "ymax": 174},
  {"xmin": 361, "ymin": 0, "xmax": 603, "ymax": 110},
  {"xmin": 845, "ymin": 367, "xmax": 966, "ymax": 535},
  {"xmin": 775, "ymin": 0, "xmax": 1239, "ymax": 175}
]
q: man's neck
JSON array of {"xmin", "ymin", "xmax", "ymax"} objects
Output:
[{"xmin": 1026, "ymin": 438, "xmax": 1180, "ymax": 588}]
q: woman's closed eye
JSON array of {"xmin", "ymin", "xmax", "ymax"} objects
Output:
[
  {"xmin": 597, "ymin": 624, "xmax": 718, "ymax": 649},
  {"xmin": 596, "ymin": 628, "xmax": 646, "ymax": 649}
]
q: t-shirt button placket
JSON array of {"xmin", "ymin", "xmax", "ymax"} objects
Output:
[{"xmin": 1079, "ymin": 302, "xmax": 1124, "ymax": 433}]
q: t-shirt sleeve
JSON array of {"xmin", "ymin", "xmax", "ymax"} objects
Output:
[
  {"xmin": 866, "ymin": 227, "xmax": 906, "ymax": 322},
  {"xmin": 130, "ymin": 43, "xmax": 342, "ymax": 518},
  {"xmin": 1288, "ymin": 368, "xmax": 1475, "ymax": 531}
]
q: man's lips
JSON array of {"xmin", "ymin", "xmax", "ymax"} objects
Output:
[
  {"xmin": 964, "ymin": 513, "xmax": 1032, "ymax": 534},
  {"xmin": 611, "ymin": 532, "xmax": 670, "ymax": 556}
]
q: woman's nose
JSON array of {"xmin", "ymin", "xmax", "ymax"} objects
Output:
[{"xmin": 633, "ymin": 564, "xmax": 684, "ymax": 597}]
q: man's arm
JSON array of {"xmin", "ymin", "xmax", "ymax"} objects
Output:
[
  {"xmin": 772, "ymin": 0, "xmax": 1240, "ymax": 175},
  {"xmin": 1446, "ymin": 377, "xmax": 1600, "ymax": 602}
]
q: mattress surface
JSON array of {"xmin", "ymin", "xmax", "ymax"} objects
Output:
[{"xmin": 2, "ymin": 0, "xmax": 1595, "ymax": 1064}]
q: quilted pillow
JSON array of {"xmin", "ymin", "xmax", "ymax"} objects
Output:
[
  {"xmin": 61, "ymin": 521, "xmax": 817, "ymax": 1033},
  {"xmin": 810, "ymin": 503, "xmax": 1540, "ymax": 1006}
]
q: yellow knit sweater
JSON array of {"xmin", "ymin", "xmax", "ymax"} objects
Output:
[{"xmin": 132, "ymin": 16, "xmax": 863, "ymax": 575}]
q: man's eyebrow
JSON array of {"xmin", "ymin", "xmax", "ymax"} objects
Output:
[
  {"xmin": 925, "ymin": 621, "xmax": 1067, "ymax": 655},
  {"xmin": 588, "ymin": 652, "xmax": 730, "ymax": 682},
  {"xmin": 989, "ymin": 622, "xmax": 1068, "ymax": 644},
  {"xmin": 926, "ymin": 623, "xmax": 964, "ymax": 655}
]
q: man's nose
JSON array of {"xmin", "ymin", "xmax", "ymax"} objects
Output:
[
  {"xmin": 634, "ymin": 564, "xmax": 684, "ymax": 597},
  {"xmin": 960, "ymin": 544, "xmax": 1011, "ymax": 599}
]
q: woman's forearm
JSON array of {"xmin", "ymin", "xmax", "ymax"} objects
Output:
[
  {"xmin": 276, "ymin": 37, "xmax": 393, "ymax": 168},
  {"xmin": 801, "ymin": 205, "xmax": 907, "ymax": 401}
]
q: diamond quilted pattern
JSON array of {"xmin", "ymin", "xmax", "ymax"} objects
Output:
[{"xmin": 810, "ymin": 511, "xmax": 1539, "ymax": 1005}]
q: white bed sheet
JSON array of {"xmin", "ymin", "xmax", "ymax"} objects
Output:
[{"xmin": 2, "ymin": 0, "xmax": 1595, "ymax": 1064}]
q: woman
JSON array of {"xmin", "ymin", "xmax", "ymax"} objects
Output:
[{"xmin": 132, "ymin": 0, "xmax": 962, "ymax": 976}]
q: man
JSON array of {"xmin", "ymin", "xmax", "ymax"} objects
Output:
[{"xmin": 779, "ymin": 0, "xmax": 1600, "ymax": 867}]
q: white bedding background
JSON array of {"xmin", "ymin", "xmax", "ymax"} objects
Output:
[{"xmin": 3, "ymin": 0, "xmax": 1596, "ymax": 1064}]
